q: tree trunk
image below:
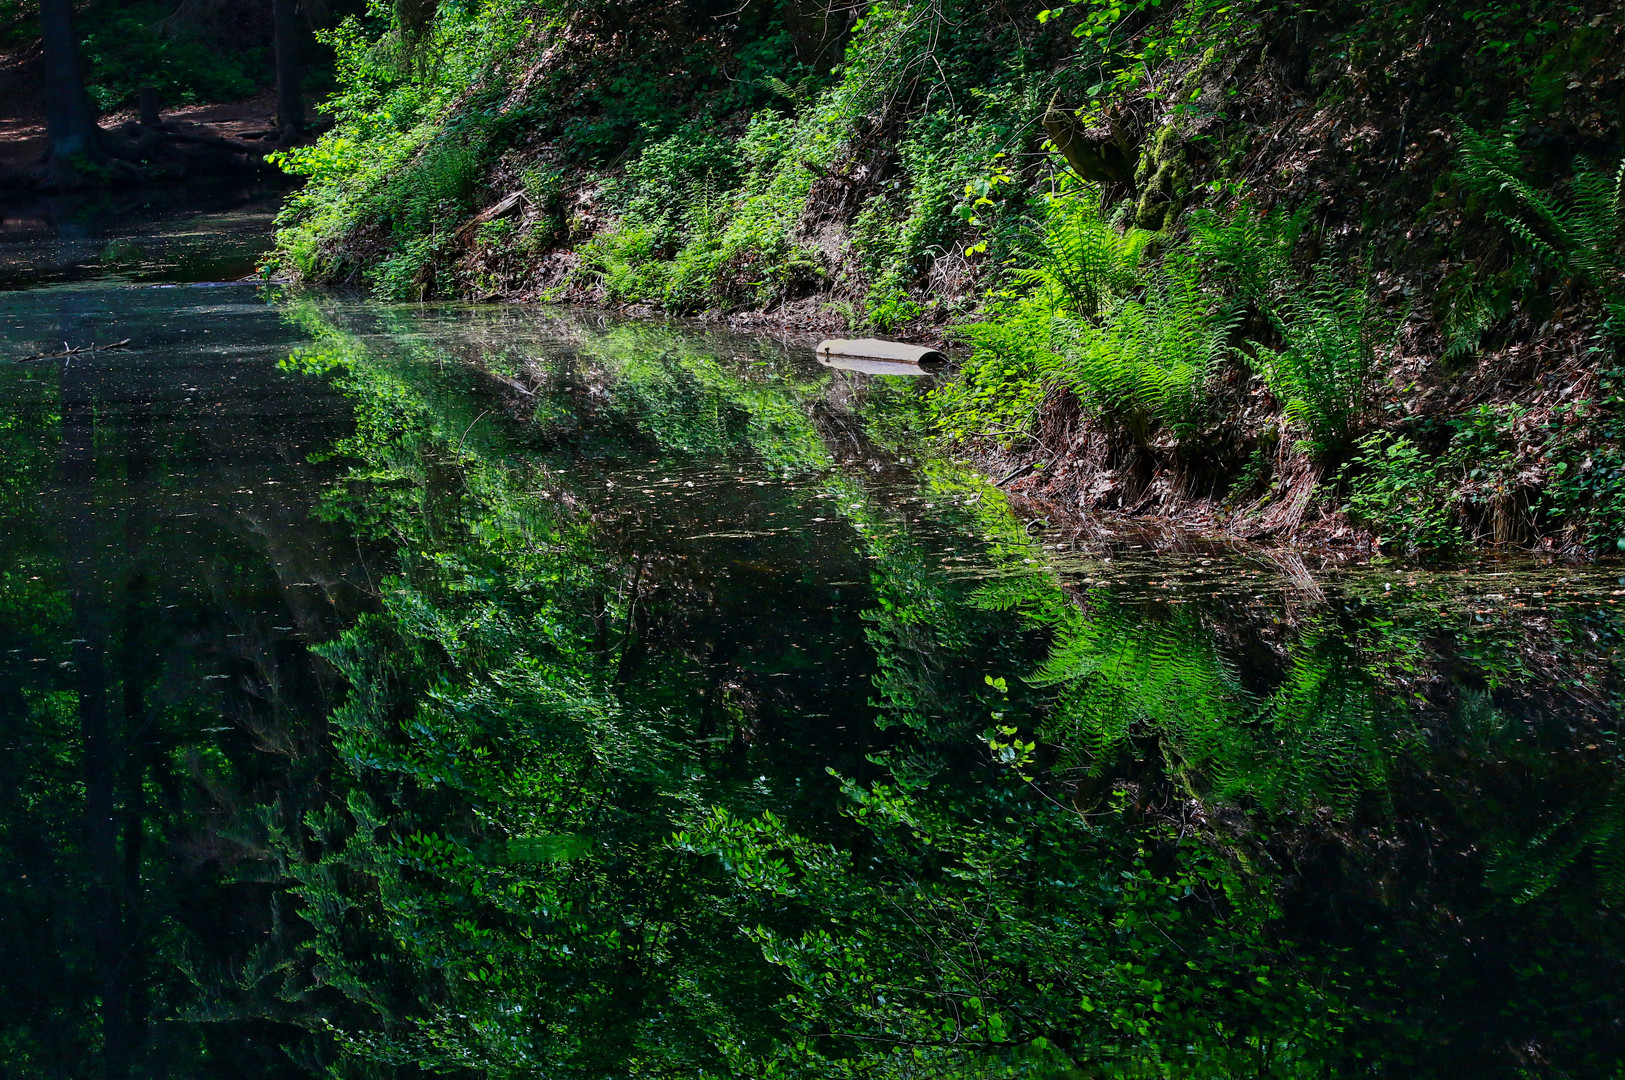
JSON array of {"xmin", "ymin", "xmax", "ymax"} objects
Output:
[
  {"xmin": 138, "ymin": 86, "xmax": 160, "ymax": 128},
  {"xmin": 38, "ymin": 0, "xmax": 100, "ymax": 161},
  {"xmin": 272, "ymin": 0, "xmax": 305, "ymax": 140}
]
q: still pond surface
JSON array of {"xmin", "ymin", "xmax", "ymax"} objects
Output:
[{"xmin": 0, "ymin": 191, "xmax": 1622, "ymax": 1079}]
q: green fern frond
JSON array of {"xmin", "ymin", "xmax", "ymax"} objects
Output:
[
  {"xmin": 1188, "ymin": 198, "xmax": 1312, "ymax": 314},
  {"xmin": 1021, "ymin": 183, "xmax": 1154, "ymax": 318},
  {"xmin": 1059, "ymin": 256, "xmax": 1236, "ymax": 440},
  {"xmin": 1456, "ymin": 117, "xmax": 1625, "ymax": 340},
  {"xmin": 1251, "ymin": 272, "xmax": 1389, "ymax": 456}
]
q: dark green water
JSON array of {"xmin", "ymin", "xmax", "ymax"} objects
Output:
[
  {"xmin": 0, "ymin": 180, "xmax": 289, "ymax": 290},
  {"xmin": 1, "ymin": 212, "xmax": 1623, "ymax": 1079}
]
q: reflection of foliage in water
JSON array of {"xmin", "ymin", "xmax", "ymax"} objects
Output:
[
  {"xmin": 255, "ymin": 306, "xmax": 1625, "ymax": 1077},
  {"xmin": 961, "ymin": 555, "xmax": 1625, "ymax": 1071},
  {"xmin": 0, "ymin": 296, "xmax": 366, "ymax": 1078},
  {"xmin": 273, "ymin": 307, "xmax": 871, "ymax": 1074},
  {"xmin": 269, "ymin": 310, "xmax": 1369, "ymax": 1076},
  {"xmin": 1001, "ymin": 569, "xmax": 1625, "ymax": 909},
  {"xmin": 692, "ymin": 489, "xmax": 1359, "ymax": 1076},
  {"xmin": 1020, "ymin": 596, "xmax": 1387, "ymax": 813}
]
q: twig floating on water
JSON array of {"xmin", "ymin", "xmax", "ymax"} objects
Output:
[{"xmin": 14, "ymin": 339, "xmax": 132, "ymax": 363}]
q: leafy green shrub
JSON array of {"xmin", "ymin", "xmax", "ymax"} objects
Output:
[
  {"xmin": 381, "ymin": 136, "xmax": 483, "ymax": 241},
  {"xmin": 663, "ymin": 238, "xmax": 729, "ymax": 312},
  {"xmin": 936, "ymin": 297, "xmax": 1066, "ymax": 443},
  {"xmin": 1341, "ymin": 432, "xmax": 1466, "ymax": 554},
  {"xmin": 558, "ymin": 105, "xmax": 798, "ymax": 307},
  {"xmin": 474, "ymin": 216, "xmax": 517, "ymax": 248},
  {"xmin": 1189, "ymin": 197, "xmax": 1386, "ymax": 457},
  {"xmin": 865, "ymin": 290, "xmax": 927, "ymax": 332},
  {"xmin": 850, "ymin": 109, "xmax": 1008, "ymax": 324},
  {"xmin": 353, "ymin": 135, "xmax": 484, "ymax": 300},
  {"xmin": 579, "ymin": 128, "xmax": 744, "ymax": 310},
  {"xmin": 558, "ymin": 68, "xmax": 672, "ymax": 163},
  {"xmin": 579, "ymin": 225, "xmax": 672, "ymax": 304},
  {"xmin": 1452, "ymin": 121, "xmax": 1625, "ymax": 548},
  {"xmin": 276, "ymin": 0, "xmax": 1070, "ymax": 315},
  {"xmin": 1446, "ymin": 402, "xmax": 1528, "ymax": 541},
  {"xmin": 274, "ymin": 3, "xmax": 524, "ymax": 285},
  {"xmin": 617, "ymin": 129, "xmax": 741, "ymax": 220},
  {"xmin": 79, "ymin": 3, "xmax": 261, "ymax": 110},
  {"xmin": 1340, "ymin": 407, "xmax": 1532, "ymax": 551},
  {"xmin": 519, "ymin": 165, "xmax": 566, "ymax": 241},
  {"xmin": 367, "ymin": 234, "xmax": 445, "ymax": 302},
  {"xmin": 701, "ymin": 6, "xmax": 930, "ymax": 308},
  {"xmin": 942, "ymin": 184, "xmax": 1391, "ymax": 461}
]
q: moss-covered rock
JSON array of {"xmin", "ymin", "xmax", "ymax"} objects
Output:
[{"xmin": 1134, "ymin": 122, "xmax": 1189, "ymax": 230}]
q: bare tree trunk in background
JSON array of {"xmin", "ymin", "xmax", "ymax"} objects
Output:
[
  {"xmin": 38, "ymin": 0, "xmax": 101, "ymax": 161},
  {"xmin": 272, "ymin": 0, "xmax": 305, "ymax": 140},
  {"xmin": 138, "ymin": 87, "xmax": 160, "ymax": 128}
]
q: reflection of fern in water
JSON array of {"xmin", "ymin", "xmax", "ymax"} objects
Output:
[
  {"xmin": 1251, "ymin": 628, "xmax": 1385, "ymax": 813},
  {"xmin": 1022, "ymin": 599, "xmax": 1386, "ymax": 814},
  {"xmin": 1484, "ymin": 790, "xmax": 1623, "ymax": 905},
  {"xmin": 1480, "ymin": 773, "xmax": 1625, "ymax": 907},
  {"xmin": 1002, "ymin": 572, "xmax": 1625, "ymax": 907},
  {"xmin": 1029, "ymin": 602, "xmax": 1241, "ymax": 771}
]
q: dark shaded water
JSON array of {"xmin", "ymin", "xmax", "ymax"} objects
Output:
[
  {"xmin": 0, "ymin": 180, "xmax": 290, "ymax": 290},
  {"xmin": 1, "ymin": 209, "xmax": 1623, "ymax": 1078}
]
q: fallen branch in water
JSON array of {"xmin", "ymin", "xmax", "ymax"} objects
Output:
[
  {"xmin": 15, "ymin": 339, "xmax": 132, "ymax": 363},
  {"xmin": 994, "ymin": 460, "xmax": 1047, "ymax": 487}
]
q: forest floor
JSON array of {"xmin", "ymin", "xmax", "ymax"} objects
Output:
[
  {"xmin": 0, "ymin": 43, "xmax": 43, "ymax": 172},
  {"xmin": 0, "ymin": 44, "xmax": 316, "ymax": 178}
]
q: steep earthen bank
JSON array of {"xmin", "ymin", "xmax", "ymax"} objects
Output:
[{"xmin": 278, "ymin": 0, "xmax": 1625, "ymax": 556}]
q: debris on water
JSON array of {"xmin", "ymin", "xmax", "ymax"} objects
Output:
[
  {"xmin": 816, "ymin": 337, "xmax": 946, "ymax": 376},
  {"xmin": 15, "ymin": 338, "xmax": 132, "ymax": 363}
]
